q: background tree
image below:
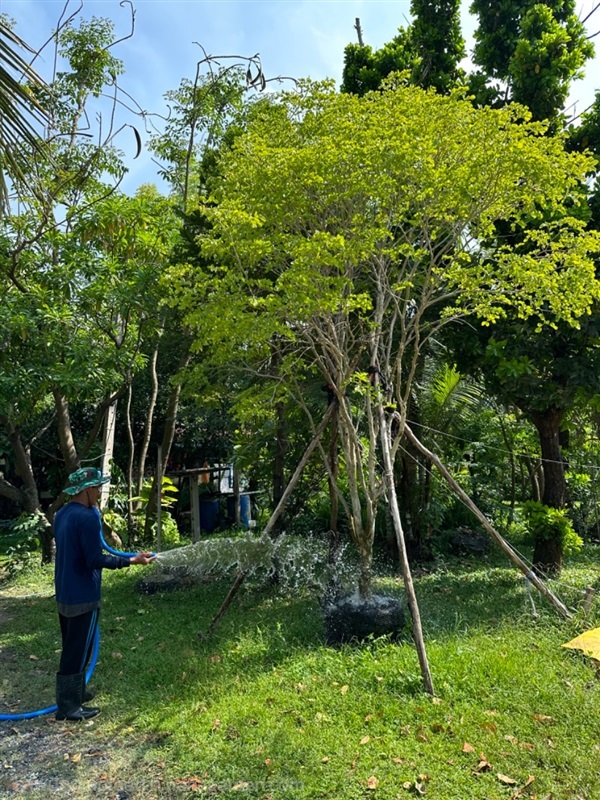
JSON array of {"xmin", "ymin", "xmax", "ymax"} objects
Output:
[
  {"xmin": 342, "ymin": 0, "xmax": 464, "ymax": 96},
  {"xmin": 0, "ymin": 13, "xmax": 171, "ymax": 560},
  {"xmin": 469, "ymin": 0, "xmax": 593, "ymax": 123},
  {"xmin": 440, "ymin": 2, "xmax": 598, "ymax": 572}
]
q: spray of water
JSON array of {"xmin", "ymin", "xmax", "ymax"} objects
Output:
[{"xmin": 152, "ymin": 532, "xmax": 358, "ymax": 594}]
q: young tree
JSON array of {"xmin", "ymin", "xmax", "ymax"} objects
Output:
[{"xmin": 182, "ymin": 81, "xmax": 599, "ymax": 600}]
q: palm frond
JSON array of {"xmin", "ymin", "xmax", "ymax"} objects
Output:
[{"xmin": 0, "ymin": 20, "xmax": 50, "ymax": 213}]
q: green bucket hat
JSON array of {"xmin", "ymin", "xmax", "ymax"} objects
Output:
[{"xmin": 64, "ymin": 467, "xmax": 110, "ymax": 495}]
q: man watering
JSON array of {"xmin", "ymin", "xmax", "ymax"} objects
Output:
[{"xmin": 54, "ymin": 467, "xmax": 155, "ymax": 721}]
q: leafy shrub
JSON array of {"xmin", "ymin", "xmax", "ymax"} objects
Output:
[
  {"xmin": 0, "ymin": 513, "xmax": 44, "ymax": 577},
  {"xmin": 151, "ymin": 511, "xmax": 180, "ymax": 549},
  {"xmin": 522, "ymin": 500, "xmax": 583, "ymax": 557}
]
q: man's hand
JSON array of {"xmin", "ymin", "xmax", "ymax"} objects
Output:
[{"xmin": 129, "ymin": 552, "xmax": 156, "ymax": 565}]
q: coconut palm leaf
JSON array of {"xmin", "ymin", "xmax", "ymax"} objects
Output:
[{"xmin": 0, "ymin": 20, "xmax": 49, "ymax": 212}]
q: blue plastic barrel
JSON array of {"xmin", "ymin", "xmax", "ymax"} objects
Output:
[
  {"xmin": 226, "ymin": 494, "xmax": 251, "ymax": 528},
  {"xmin": 240, "ymin": 494, "xmax": 251, "ymax": 528},
  {"xmin": 199, "ymin": 498, "xmax": 219, "ymax": 532}
]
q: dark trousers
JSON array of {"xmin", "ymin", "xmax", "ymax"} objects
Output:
[{"xmin": 58, "ymin": 609, "xmax": 99, "ymax": 676}]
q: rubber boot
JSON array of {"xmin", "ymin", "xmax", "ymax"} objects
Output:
[{"xmin": 55, "ymin": 672, "xmax": 100, "ymax": 721}]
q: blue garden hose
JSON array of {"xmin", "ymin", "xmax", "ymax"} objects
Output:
[
  {"xmin": 96, "ymin": 508, "xmax": 156, "ymax": 559},
  {"xmin": 0, "ymin": 627, "xmax": 100, "ymax": 721},
  {"xmin": 0, "ymin": 516, "xmax": 150, "ymax": 722}
]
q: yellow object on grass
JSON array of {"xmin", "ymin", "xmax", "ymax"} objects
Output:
[{"xmin": 563, "ymin": 628, "xmax": 600, "ymax": 661}]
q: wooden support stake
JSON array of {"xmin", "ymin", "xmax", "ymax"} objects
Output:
[
  {"xmin": 403, "ymin": 423, "xmax": 572, "ymax": 620},
  {"xmin": 380, "ymin": 408, "xmax": 435, "ymax": 695},
  {"xmin": 191, "ymin": 475, "xmax": 201, "ymax": 543},
  {"xmin": 156, "ymin": 444, "xmax": 162, "ymax": 553}
]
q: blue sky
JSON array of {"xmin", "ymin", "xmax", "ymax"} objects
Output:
[{"xmin": 2, "ymin": 0, "xmax": 599, "ymax": 193}]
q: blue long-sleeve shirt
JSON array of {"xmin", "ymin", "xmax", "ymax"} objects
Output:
[{"xmin": 54, "ymin": 502, "xmax": 130, "ymax": 616}]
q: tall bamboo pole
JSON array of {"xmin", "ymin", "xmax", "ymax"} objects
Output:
[
  {"xmin": 379, "ymin": 407, "xmax": 435, "ymax": 695},
  {"xmin": 403, "ymin": 423, "xmax": 572, "ymax": 620}
]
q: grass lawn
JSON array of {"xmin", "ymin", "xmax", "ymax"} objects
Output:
[{"xmin": 1, "ymin": 546, "xmax": 600, "ymax": 799}]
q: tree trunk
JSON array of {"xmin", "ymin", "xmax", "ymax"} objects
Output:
[
  {"xmin": 126, "ymin": 380, "xmax": 135, "ymax": 534},
  {"xmin": 357, "ymin": 538, "xmax": 374, "ymax": 600},
  {"xmin": 144, "ymin": 346, "xmax": 191, "ymax": 538},
  {"xmin": 53, "ymin": 390, "xmax": 79, "ymax": 473},
  {"xmin": 327, "ymin": 401, "xmax": 341, "ymax": 564},
  {"xmin": 524, "ymin": 456, "xmax": 543, "ymax": 503},
  {"xmin": 136, "ymin": 338, "xmax": 161, "ymax": 502},
  {"xmin": 99, "ymin": 400, "xmax": 117, "ymax": 508},
  {"xmin": 2, "ymin": 417, "xmax": 53, "ymax": 563},
  {"xmin": 530, "ymin": 407, "xmax": 565, "ymax": 574},
  {"xmin": 272, "ymin": 400, "xmax": 288, "ymax": 536}
]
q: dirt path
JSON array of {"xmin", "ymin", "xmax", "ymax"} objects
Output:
[{"xmin": 0, "ymin": 718, "xmax": 184, "ymax": 800}]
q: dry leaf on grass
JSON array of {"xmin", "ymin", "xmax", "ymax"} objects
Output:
[
  {"xmin": 367, "ymin": 776, "xmax": 379, "ymax": 790},
  {"xmin": 341, "ymin": 685, "xmax": 349, "ymax": 695},
  {"xmin": 462, "ymin": 742, "xmax": 475, "ymax": 753},
  {"xmin": 481, "ymin": 721, "xmax": 498, "ymax": 733},
  {"xmin": 416, "ymin": 726, "xmax": 429, "ymax": 742},
  {"xmin": 497, "ymin": 774, "xmax": 517, "ymax": 785},
  {"xmin": 532, "ymin": 714, "xmax": 554, "ymax": 724},
  {"xmin": 360, "ymin": 736, "xmax": 371, "ymax": 745}
]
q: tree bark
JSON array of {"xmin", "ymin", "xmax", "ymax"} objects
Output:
[
  {"xmin": 136, "ymin": 338, "xmax": 161, "ymax": 502},
  {"xmin": 272, "ymin": 399, "xmax": 288, "ymax": 536},
  {"xmin": 126, "ymin": 380, "xmax": 135, "ymax": 533},
  {"xmin": 1, "ymin": 417, "xmax": 53, "ymax": 562},
  {"xmin": 53, "ymin": 390, "xmax": 79, "ymax": 473},
  {"xmin": 327, "ymin": 401, "xmax": 341, "ymax": 564},
  {"xmin": 144, "ymin": 345, "xmax": 191, "ymax": 538}
]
